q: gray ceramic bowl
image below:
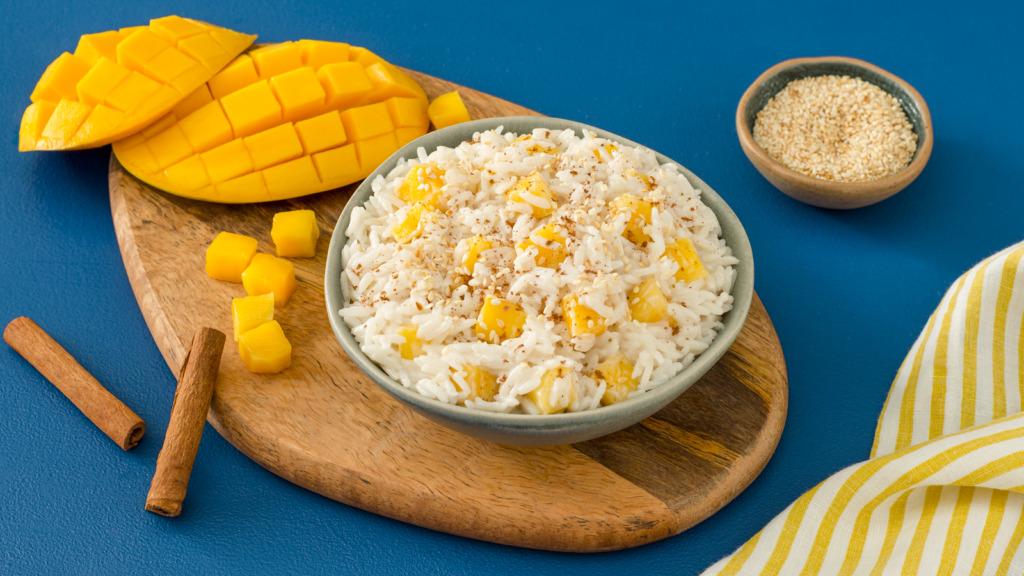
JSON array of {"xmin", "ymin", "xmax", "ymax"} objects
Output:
[
  {"xmin": 325, "ymin": 116, "xmax": 754, "ymax": 446},
  {"xmin": 737, "ymin": 56, "xmax": 933, "ymax": 209}
]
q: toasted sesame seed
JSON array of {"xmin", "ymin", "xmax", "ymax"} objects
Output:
[{"xmin": 753, "ymin": 74, "xmax": 917, "ymax": 182}]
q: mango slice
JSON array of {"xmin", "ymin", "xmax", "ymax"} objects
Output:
[
  {"xmin": 241, "ymin": 253, "xmax": 297, "ymax": 308},
  {"xmin": 232, "ymin": 293, "xmax": 275, "ymax": 342},
  {"xmin": 271, "ymin": 209, "xmax": 319, "ymax": 257},
  {"xmin": 238, "ymin": 320, "xmax": 292, "ymax": 374},
  {"xmin": 427, "ymin": 90, "xmax": 470, "ymax": 129},
  {"xmin": 205, "ymin": 231, "xmax": 258, "ymax": 282},
  {"xmin": 476, "ymin": 297, "xmax": 527, "ymax": 343},
  {"xmin": 19, "ymin": 16, "xmax": 256, "ymax": 151},
  {"xmin": 527, "ymin": 367, "xmax": 577, "ymax": 415},
  {"xmin": 113, "ymin": 40, "xmax": 430, "ymax": 203},
  {"xmin": 593, "ymin": 354, "xmax": 638, "ymax": 406}
]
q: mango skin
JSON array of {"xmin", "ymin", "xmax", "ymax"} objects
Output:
[
  {"xmin": 113, "ymin": 41, "xmax": 430, "ymax": 204},
  {"xmin": 19, "ymin": 16, "xmax": 256, "ymax": 151}
]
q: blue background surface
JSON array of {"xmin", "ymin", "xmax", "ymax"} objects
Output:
[{"xmin": 2, "ymin": 1, "xmax": 1022, "ymax": 574}]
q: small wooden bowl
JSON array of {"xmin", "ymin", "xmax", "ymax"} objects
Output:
[{"xmin": 736, "ymin": 56, "xmax": 933, "ymax": 209}]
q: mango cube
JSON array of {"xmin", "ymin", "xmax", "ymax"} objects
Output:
[
  {"xmin": 460, "ymin": 235, "xmax": 493, "ymax": 273},
  {"xmin": 507, "ymin": 172, "xmax": 557, "ymax": 218},
  {"xmin": 396, "ymin": 324, "xmax": 425, "ymax": 360},
  {"xmin": 527, "ymin": 367, "xmax": 576, "ymax": 415},
  {"xmin": 271, "ymin": 209, "xmax": 319, "ymax": 258},
  {"xmin": 452, "ymin": 365, "xmax": 499, "ymax": 403},
  {"xmin": 664, "ymin": 238, "xmax": 708, "ymax": 284},
  {"xmin": 476, "ymin": 297, "xmax": 527, "ymax": 343},
  {"xmin": 629, "ymin": 277, "xmax": 669, "ymax": 323},
  {"xmin": 238, "ymin": 320, "xmax": 292, "ymax": 374},
  {"xmin": 516, "ymin": 223, "xmax": 568, "ymax": 269},
  {"xmin": 397, "ymin": 163, "xmax": 445, "ymax": 208},
  {"xmin": 427, "ymin": 90, "xmax": 471, "ymax": 129},
  {"xmin": 205, "ymin": 231, "xmax": 258, "ymax": 282},
  {"xmin": 391, "ymin": 202, "xmax": 435, "ymax": 244},
  {"xmin": 609, "ymin": 194, "xmax": 655, "ymax": 245},
  {"xmin": 241, "ymin": 253, "xmax": 298, "ymax": 308},
  {"xmin": 562, "ymin": 293, "xmax": 607, "ymax": 339},
  {"xmin": 231, "ymin": 293, "xmax": 275, "ymax": 341},
  {"xmin": 593, "ymin": 354, "xmax": 638, "ymax": 406}
]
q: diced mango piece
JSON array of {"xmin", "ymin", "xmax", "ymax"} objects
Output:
[
  {"xmin": 220, "ymin": 79, "xmax": 282, "ymax": 138},
  {"xmin": 271, "ymin": 209, "xmax": 319, "ymax": 258},
  {"xmin": 593, "ymin": 143, "xmax": 619, "ymax": 161},
  {"xmin": 40, "ymin": 99, "xmax": 91, "ymax": 143},
  {"xmin": 629, "ymin": 277, "xmax": 669, "ymax": 323},
  {"xmin": 30, "ymin": 52, "xmax": 93, "ymax": 103},
  {"xmin": 562, "ymin": 293, "xmax": 607, "ymax": 339},
  {"xmin": 664, "ymin": 238, "xmax": 709, "ymax": 284},
  {"xmin": 391, "ymin": 202, "xmax": 435, "ymax": 244},
  {"xmin": 19, "ymin": 17, "xmax": 254, "ymax": 151},
  {"xmin": 243, "ymin": 123, "xmax": 303, "ymax": 171},
  {"xmin": 238, "ymin": 320, "xmax": 292, "ymax": 374},
  {"xmin": 594, "ymin": 354, "xmax": 638, "ymax": 406},
  {"xmin": 387, "ymin": 97, "xmax": 429, "ymax": 129},
  {"xmin": 112, "ymin": 41, "xmax": 426, "ymax": 202},
  {"xmin": 397, "ymin": 163, "xmax": 444, "ymax": 208},
  {"xmin": 241, "ymin": 253, "xmax": 298, "ymax": 308},
  {"xmin": 355, "ymin": 131, "xmax": 399, "ymax": 172},
  {"xmin": 527, "ymin": 367, "xmax": 576, "ymax": 415},
  {"xmin": 298, "ymin": 39, "xmax": 350, "ymax": 70},
  {"xmin": 507, "ymin": 172, "xmax": 557, "ymax": 218},
  {"xmin": 609, "ymin": 194, "xmax": 655, "ymax": 245},
  {"xmin": 250, "ymin": 42, "xmax": 303, "ymax": 78},
  {"xmin": 318, "ymin": 62, "xmax": 374, "ymax": 109},
  {"xmin": 75, "ymin": 58, "xmax": 131, "ymax": 106},
  {"xmin": 73, "ymin": 31, "xmax": 124, "ymax": 65},
  {"xmin": 207, "ymin": 54, "xmax": 259, "ymax": 99},
  {"xmin": 147, "ymin": 123, "xmax": 195, "ymax": 169},
  {"xmin": 170, "ymin": 83, "xmax": 213, "ymax": 118},
  {"xmin": 295, "ymin": 111, "xmax": 346, "ymax": 154},
  {"xmin": 262, "ymin": 156, "xmax": 322, "ymax": 200},
  {"xmin": 163, "ymin": 155, "xmax": 211, "ymax": 191},
  {"xmin": 396, "ymin": 324, "xmax": 425, "ymax": 360},
  {"xmin": 460, "ymin": 235, "xmax": 493, "ymax": 274},
  {"xmin": 516, "ymin": 223, "xmax": 568, "ymax": 269},
  {"xmin": 205, "ymin": 231, "xmax": 258, "ymax": 282},
  {"xmin": 232, "ymin": 293, "xmax": 275, "ymax": 341},
  {"xmin": 452, "ymin": 365, "xmax": 499, "ymax": 403},
  {"xmin": 476, "ymin": 297, "xmax": 527, "ymax": 343},
  {"xmin": 270, "ymin": 66, "xmax": 327, "ymax": 122},
  {"xmin": 427, "ymin": 91, "xmax": 471, "ymax": 130}
]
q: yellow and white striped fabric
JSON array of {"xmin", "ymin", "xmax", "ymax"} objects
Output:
[{"xmin": 703, "ymin": 241, "xmax": 1024, "ymax": 575}]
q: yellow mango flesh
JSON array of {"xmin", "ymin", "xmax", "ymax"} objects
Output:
[
  {"xmin": 460, "ymin": 235, "xmax": 493, "ymax": 273},
  {"xmin": 609, "ymin": 194, "xmax": 655, "ymax": 245},
  {"xmin": 231, "ymin": 293, "xmax": 275, "ymax": 341},
  {"xmin": 427, "ymin": 90, "xmax": 471, "ymax": 130},
  {"xmin": 391, "ymin": 202, "xmax": 435, "ymax": 244},
  {"xmin": 594, "ymin": 354, "xmax": 638, "ymax": 406},
  {"xmin": 561, "ymin": 293, "xmax": 607, "ymax": 339},
  {"xmin": 238, "ymin": 320, "xmax": 292, "ymax": 374},
  {"xmin": 516, "ymin": 223, "xmax": 568, "ymax": 268},
  {"xmin": 507, "ymin": 172, "xmax": 557, "ymax": 218},
  {"xmin": 629, "ymin": 277, "xmax": 669, "ymax": 323},
  {"xmin": 527, "ymin": 367, "xmax": 576, "ymax": 415},
  {"xmin": 664, "ymin": 238, "xmax": 708, "ymax": 284},
  {"xmin": 205, "ymin": 231, "xmax": 258, "ymax": 282},
  {"xmin": 476, "ymin": 297, "xmax": 527, "ymax": 343},
  {"xmin": 20, "ymin": 16, "xmax": 256, "ymax": 151},
  {"xmin": 241, "ymin": 253, "xmax": 297, "ymax": 308},
  {"xmin": 397, "ymin": 163, "xmax": 445, "ymax": 208},
  {"xmin": 271, "ymin": 209, "xmax": 319, "ymax": 257},
  {"xmin": 396, "ymin": 324, "xmax": 424, "ymax": 360},
  {"xmin": 452, "ymin": 365, "xmax": 499, "ymax": 403},
  {"xmin": 113, "ymin": 40, "xmax": 429, "ymax": 203}
]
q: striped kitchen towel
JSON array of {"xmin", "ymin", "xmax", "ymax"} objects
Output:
[{"xmin": 703, "ymin": 241, "xmax": 1024, "ymax": 575}]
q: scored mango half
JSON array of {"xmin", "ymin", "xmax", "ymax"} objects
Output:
[
  {"xmin": 112, "ymin": 40, "xmax": 430, "ymax": 203},
  {"xmin": 19, "ymin": 16, "xmax": 256, "ymax": 151}
]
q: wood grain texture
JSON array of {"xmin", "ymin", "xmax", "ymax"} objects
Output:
[{"xmin": 109, "ymin": 69, "xmax": 787, "ymax": 552}]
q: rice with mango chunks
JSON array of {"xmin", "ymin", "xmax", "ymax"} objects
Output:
[{"xmin": 339, "ymin": 127, "xmax": 736, "ymax": 415}]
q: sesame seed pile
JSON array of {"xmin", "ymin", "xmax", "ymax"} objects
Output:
[{"xmin": 753, "ymin": 75, "xmax": 918, "ymax": 182}]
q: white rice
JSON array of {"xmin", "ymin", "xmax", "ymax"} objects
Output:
[{"xmin": 340, "ymin": 127, "xmax": 737, "ymax": 414}]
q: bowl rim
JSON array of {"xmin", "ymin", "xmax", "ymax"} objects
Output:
[
  {"xmin": 325, "ymin": 116, "xmax": 754, "ymax": 432},
  {"xmin": 735, "ymin": 55, "xmax": 934, "ymax": 199}
]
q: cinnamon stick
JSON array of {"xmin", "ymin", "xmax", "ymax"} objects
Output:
[
  {"xmin": 145, "ymin": 326, "xmax": 225, "ymax": 517},
  {"xmin": 4, "ymin": 316, "xmax": 145, "ymax": 450}
]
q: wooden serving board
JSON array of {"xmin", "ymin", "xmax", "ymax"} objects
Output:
[{"xmin": 109, "ymin": 70, "xmax": 788, "ymax": 552}]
